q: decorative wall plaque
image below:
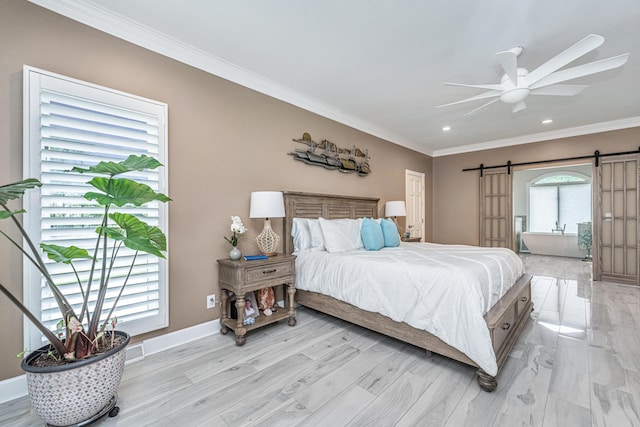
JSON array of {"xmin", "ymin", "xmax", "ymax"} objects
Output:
[{"xmin": 288, "ymin": 133, "xmax": 371, "ymax": 177}]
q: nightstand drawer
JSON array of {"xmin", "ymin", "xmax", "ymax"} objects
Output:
[{"xmin": 245, "ymin": 261, "xmax": 293, "ymax": 283}]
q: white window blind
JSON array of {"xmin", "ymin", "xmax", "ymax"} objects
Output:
[
  {"xmin": 530, "ymin": 186, "xmax": 558, "ymax": 232},
  {"xmin": 559, "ymin": 183, "xmax": 591, "ymax": 233},
  {"xmin": 528, "ymin": 172, "xmax": 591, "ymax": 234},
  {"xmin": 23, "ymin": 66, "xmax": 169, "ymax": 349}
]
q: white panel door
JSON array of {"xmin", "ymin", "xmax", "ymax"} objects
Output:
[{"xmin": 405, "ymin": 170, "xmax": 425, "ymax": 241}]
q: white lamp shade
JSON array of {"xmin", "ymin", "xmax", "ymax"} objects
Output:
[
  {"xmin": 385, "ymin": 200, "xmax": 406, "ymax": 217},
  {"xmin": 249, "ymin": 191, "xmax": 285, "ymax": 218}
]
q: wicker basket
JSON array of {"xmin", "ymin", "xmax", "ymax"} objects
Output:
[{"xmin": 22, "ymin": 331, "xmax": 130, "ymax": 426}]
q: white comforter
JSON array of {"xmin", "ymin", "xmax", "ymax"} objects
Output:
[{"xmin": 294, "ymin": 242, "xmax": 525, "ymax": 376}]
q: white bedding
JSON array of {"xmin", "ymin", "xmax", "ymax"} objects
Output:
[{"xmin": 294, "ymin": 242, "xmax": 525, "ymax": 376}]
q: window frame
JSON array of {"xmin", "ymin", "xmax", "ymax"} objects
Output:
[{"xmin": 22, "ymin": 65, "xmax": 169, "ymax": 350}]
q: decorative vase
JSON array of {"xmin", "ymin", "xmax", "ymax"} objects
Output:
[
  {"xmin": 229, "ymin": 245, "xmax": 242, "ymax": 260},
  {"xmin": 22, "ymin": 331, "xmax": 130, "ymax": 426}
]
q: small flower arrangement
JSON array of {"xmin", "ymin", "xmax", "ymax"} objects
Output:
[{"xmin": 224, "ymin": 216, "xmax": 246, "ymax": 247}]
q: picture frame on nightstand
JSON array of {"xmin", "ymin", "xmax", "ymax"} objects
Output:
[{"xmin": 244, "ymin": 291, "xmax": 259, "ymax": 319}]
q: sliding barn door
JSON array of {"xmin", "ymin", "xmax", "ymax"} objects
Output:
[
  {"xmin": 480, "ymin": 168, "xmax": 513, "ymax": 249},
  {"xmin": 593, "ymin": 155, "xmax": 640, "ymax": 285}
]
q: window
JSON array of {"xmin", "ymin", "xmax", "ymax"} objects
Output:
[
  {"xmin": 23, "ymin": 66, "xmax": 168, "ymax": 349},
  {"xmin": 528, "ymin": 171, "xmax": 591, "ymax": 234}
]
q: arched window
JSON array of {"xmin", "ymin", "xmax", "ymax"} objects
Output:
[{"xmin": 528, "ymin": 171, "xmax": 591, "ymax": 234}]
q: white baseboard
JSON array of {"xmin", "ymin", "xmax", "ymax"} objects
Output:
[
  {"xmin": 0, "ymin": 374, "xmax": 28, "ymax": 405},
  {"xmin": 0, "ymin": 319, "xmax": 221, "ymax": 404},
  {"xmin": 140, "ymin": 319, "xmax": 220, "ymax": 357}
]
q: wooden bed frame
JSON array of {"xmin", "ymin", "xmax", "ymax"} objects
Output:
[{"xmin": 282, "ymin": 191, "xmax": 533, "ymax": 392}]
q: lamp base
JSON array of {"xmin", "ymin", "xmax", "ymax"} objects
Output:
[{"xmin": 256, "ymin": 218, "xmax": 280, "ymax": 256}]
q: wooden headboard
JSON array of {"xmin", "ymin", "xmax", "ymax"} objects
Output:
[{"xmin": 282, "ymin": 191, "xmax": 379, "ymax": 254}]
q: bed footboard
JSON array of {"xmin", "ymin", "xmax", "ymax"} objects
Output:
[{"xmin": 477, "ymin": 272, "xmax": 533, "ymax": 391}]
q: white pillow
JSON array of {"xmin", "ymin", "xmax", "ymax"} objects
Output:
[
  {"xmin": 307, "ymin": 218, "xmax": 326, "ymax": 251},
  {"xmin": 291, "ymin": 218, "xmax": 312, "ymax": 252},
  {"xmin": 319, "ymin": 218, "xmax": 364, "ymax": 253}
]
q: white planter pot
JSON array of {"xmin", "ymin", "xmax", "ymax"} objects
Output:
[{"xmin": 21, "ymin": 331, "xmax": 130, "ymax": 426}]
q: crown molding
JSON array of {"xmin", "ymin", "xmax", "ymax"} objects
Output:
[
  {"xmin": 432, "ymin": 116, "xmax": 640, "ymax": 157},
  {"xmin": 28, "ymin": 0, "xmax": 429, "ymax": 156}
]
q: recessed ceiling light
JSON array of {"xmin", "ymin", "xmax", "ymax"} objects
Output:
[
  {"xmin": 542, "ymin": 119, "xmax": 553, "ymax": 124},
  {"xmin": 442, "ymin": 126, "xmax": 451, "ymax": 132}
]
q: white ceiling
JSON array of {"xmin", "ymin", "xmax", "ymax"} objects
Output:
[{"xmin": 31, "ymin": 0, "xmax": 640, "ymax": 156}]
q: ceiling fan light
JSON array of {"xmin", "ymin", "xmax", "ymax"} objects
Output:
[{"xmin": 500, "ymin": 88, "xmax": 530, "ymax": 104}]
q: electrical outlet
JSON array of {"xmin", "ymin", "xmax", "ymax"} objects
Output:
[{"xmin": 206, "ymin": 294, "xmax": 216, "ymax": 309}]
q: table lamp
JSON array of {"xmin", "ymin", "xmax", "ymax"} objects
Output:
[
  {"xmin": 385, "ymin": 200, "xmax": 407, "ymax": 236},
  {"xmin": 249, "ymin": 191, "xmax": 285, "ymax": 256}
]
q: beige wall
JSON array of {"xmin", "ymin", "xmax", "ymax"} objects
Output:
[
  {"xmin": 0, "ymin": 1, "xmax": 432, "ymax": 380},
  {"xmin": 432, "ymin": 127, "xmax": 640, "ymax": 245}
]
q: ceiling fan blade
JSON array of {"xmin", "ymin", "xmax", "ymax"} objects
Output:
[
  {"xmin": 437, "ymin": 90, "xmax": 501, "ymax": 108},
  {"xmin": 530, "ymin": 84, "xmax": 588, "ymax": 96},
  {"xmin": 441, "ymin": 82, "xmax": 504, "ymax": 90},
  {"xmin": 525, "ymin": 34, "xmax": 605, "ymax": 86},
  {"xmin": 464, "ymin": 99, "xmax": 500, "ymax": 116},
  {"xmin": 495, "ymin": 50, "xmax": 518, "ymax": 85},
  {"xmin": 529, "ymin": 54, "xmax": 629, "ymax": 89},
  {"xmin": 512, "ymin": 101, "xmax": 527, "ymax": 113}
]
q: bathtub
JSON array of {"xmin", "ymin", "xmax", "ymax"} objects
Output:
[{"xmin": 521, "ymin": 231, "xmax": 587, "ymax": 258}]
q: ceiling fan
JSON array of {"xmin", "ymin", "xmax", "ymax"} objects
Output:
[{"xmin": 437, "ymin": 34, "xmax": 629, "ymax": 116}]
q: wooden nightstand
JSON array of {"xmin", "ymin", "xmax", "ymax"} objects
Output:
[
  {"xmin": 217, "ymin": 254, "xmax": 296, "ymax": 346},
  {"xmin": 402, "ymin": 237, "xmax": 421, "ymax": 242}
]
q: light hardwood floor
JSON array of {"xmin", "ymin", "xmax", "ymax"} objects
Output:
[{"xmin": 1, "ymin": 254, "xmax": 639, "ymax": 426}]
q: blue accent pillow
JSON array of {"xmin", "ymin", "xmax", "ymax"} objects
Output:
[
  {"xmin": 360, "ymin": 218, "xmax": 384, "ymax": 251},
  {"xmin": 381, "ymin": 218, "xmax": 401, "ymax": 247}
]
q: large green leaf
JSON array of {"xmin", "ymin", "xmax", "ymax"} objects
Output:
[
  {"xmin": 85, "ymin": 177, "xmax": 171, "ymax": 207},
  {"xmin": 0, "ymin": 179, "xmax": 42, "ymax": 205},
  {"xmin": 0, "ymin": 209, "xmax": 25, "ymax": 219},
  {"xmin": 98, "ymin": 226, "xmax": 126, "ymax": 241},
  {"xmin": 71, "ymin": 154, "xmax": 163, "ymax": 177},
  {"xmin": 109, "ymin": 212, "xmax": 167, "ymax": 258},
  {"xmin": 41, "ymin": 243, "xmax": 92, "ymax": 264}
]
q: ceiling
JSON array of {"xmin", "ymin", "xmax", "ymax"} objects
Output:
[{"xmin": 31, "ymin": 0, "xmax": 640, "ymax": 156}]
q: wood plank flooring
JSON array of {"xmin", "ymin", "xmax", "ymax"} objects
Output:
[{"xmin": 1, "ymin": 254, "xmax": 639, "ymax": 426}]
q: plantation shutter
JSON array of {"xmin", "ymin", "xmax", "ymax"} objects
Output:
[{"xmin": 23, "ymin": 66, "xmax": 169, "ymax": 349}]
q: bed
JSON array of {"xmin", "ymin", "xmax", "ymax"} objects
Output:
[{"xmin": 282, "ymin": 191, "xmax": 533, "ymax": 392}]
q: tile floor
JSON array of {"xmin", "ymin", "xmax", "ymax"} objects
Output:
[{"xmin": 1, "ymin": 254, "xmax": 639, "ymax": 426}]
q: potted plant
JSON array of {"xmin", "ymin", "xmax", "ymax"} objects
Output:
[
  {"xmin": 0, "ymin": 154, "xmax": 170, "ymax": 426},
  {"xmin": 224, "ymin": 215, "xmax": 247, "ymax": 260}
]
